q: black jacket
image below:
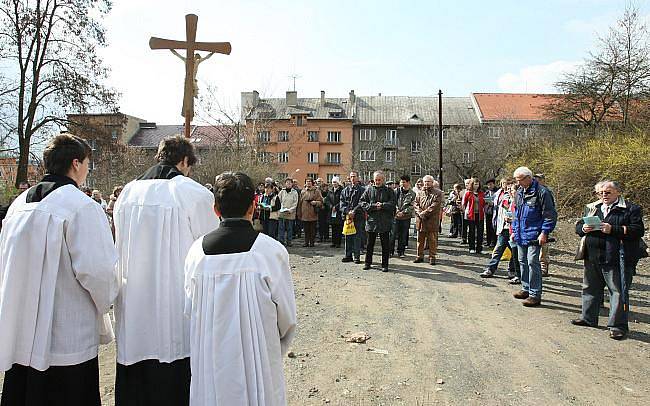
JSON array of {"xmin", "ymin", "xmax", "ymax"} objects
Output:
[
  {"xmin": 360, "ymin": 185, "xmax": 397, "ymax": 233},
  {"xmin": 576, "ymin": 198, "xmax": 644, "ymax": 267},
  {"xmin": 326, "ymin": 187, "xmax": 343, "ymax": 225}
]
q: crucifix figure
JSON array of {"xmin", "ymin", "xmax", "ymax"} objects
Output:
[{"xmin": 149, "ymin": 14, "xmax": 231, "ymax": 137}]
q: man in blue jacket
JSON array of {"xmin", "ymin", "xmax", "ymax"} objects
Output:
[
  {"xmin": 512, "ymin": 167, "xmax": 557, "ymax": 307},
  {"xmin": 340, "ymin": 171, "xmax": 366, "ymax": 264}
]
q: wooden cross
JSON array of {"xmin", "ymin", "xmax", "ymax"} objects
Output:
[{"xmin": 149, "ymin": 14, "xmax": 231, "ymax": 138}]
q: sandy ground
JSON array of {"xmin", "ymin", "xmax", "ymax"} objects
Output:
[{"xmin": 1, "ymin": 220, "xmax": 649, "ymax": 405}]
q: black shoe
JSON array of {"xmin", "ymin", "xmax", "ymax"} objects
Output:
[
  {"xmin": 354, "ymin": 259, "xmax": 362, "ymax": 264},
  {"xmin": 413, "ymin": 257, "xmax": 424, "ymax": 263},
  {"xmin": 363, "ymin": 264, "xmax": 371, "ymax": 270},
  {"xmin": 341, "ymin": 257, "xmax": 353, "ymax": 263},
  {"xmin": 571, "ymin": 319, "xmax": 597, "ymax": 328},
  {"xmin": 609, "ymin": 329, "xmax": 626, "ymax": 340},
  {"xmin": 381, "ymin": 267, "xmax": 389, "ymax": 272}
]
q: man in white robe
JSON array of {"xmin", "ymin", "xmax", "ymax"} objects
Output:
[
  {"xmin": 0, "ymin": 134, "xmax": 119, "ymax": 406},
  {"xmin": 185, "ymin": 171, "xmax": 297, "ymax": 406},
  {"xmin": 113, "ymin": 136, "xmax": 219, "ymax": 406}
]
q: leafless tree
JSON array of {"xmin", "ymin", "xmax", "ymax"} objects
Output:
[{"xmin": 0, "ymin": 0, "xmax": 119, "ymax": 187}]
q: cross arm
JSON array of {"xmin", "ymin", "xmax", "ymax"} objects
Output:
[{"xmin": 149, "ymin": 37, "xmax": 232, "ymax": 55}]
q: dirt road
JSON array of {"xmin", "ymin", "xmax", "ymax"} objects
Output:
[{"xmin": 1, "ymin": 221, "xmax": 648, "ymax": 405}]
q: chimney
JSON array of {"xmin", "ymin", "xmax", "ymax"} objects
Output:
[
  {"xmin": 286, "ymin": 90, "xmax": 298, "ymax": 107},
  {"xmin": 320, "ymin": 90, "xmax": 326, "ymax": 106},
  {"xmin": 349, "ymin": 89, "xmax": 356, "ymax": 103}
]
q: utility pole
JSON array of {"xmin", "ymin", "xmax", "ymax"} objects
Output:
[{"xmin": 438, "ymin": 89, "xmax": 443, "ymax": 190}]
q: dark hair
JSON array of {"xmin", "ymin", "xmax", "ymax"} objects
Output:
[
  {"xmin": 43, "ymin": 133, "xmax": 92, "ymax": 176},
  {"xmin": 213, "ymin": 171, "xmax": 255, "ymax": 218},
  {"xmin": 400, "ymin": 174, "xmax": 411, "ymax": 182},
  {"xmin": 486, "ymin": 178, "xmax": 496, "ymax": 184},
  {"xmin": 156, "ymin": 136, "xmax": 197, "ymax": 166}
]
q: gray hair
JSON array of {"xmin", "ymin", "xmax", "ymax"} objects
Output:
[
  {"xmin": 513, "ymin": 166, "xmax": 533, "ymax": 178},
  {"xmin": 373, "ymin": 170, "xmax": 385, "ymax": 179},
  {"xmin": 600, "ymin": 180, "xmax": 622, "ymax": 192},
  {"xmin": 422, "ymin": 175, "xmax": 435, "ymax": 182},
  {"xmin": 331, "ymin": 176, "xmax": 340, "ymax": 184}
]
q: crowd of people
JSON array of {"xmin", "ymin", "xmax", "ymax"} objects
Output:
[{"xmin": 0, "ymin": 133, "xmax": 645, "ymax": 406}]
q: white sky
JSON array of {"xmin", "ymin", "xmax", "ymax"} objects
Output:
[{"xmin": 98, "ymin": 0, "xmax": 641, "ymax": 124}]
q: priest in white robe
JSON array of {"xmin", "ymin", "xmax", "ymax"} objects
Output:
[
  {"xmin": 113, "ymin": 136, "xmax": 219, "ymax": 406},
  {"xmin": 0, "ymin": 134, "xmax": 119, "ymax": 406},
  {"xmin": 184, "ymin": 171, "xmax": 297, "ymax": 406}
]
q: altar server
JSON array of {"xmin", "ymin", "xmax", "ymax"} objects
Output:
[{"xmin": 0, "ymin": 134, "xmax": 119, "ymax": 406}]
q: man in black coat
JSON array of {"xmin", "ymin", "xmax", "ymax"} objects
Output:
[
  {"xmin": 573, "ymin": 180, "xmax": 645, "ymax": 340},
  {"xmin": 360, "ymin": 171, "xmax": 397, "ymax": 272}
]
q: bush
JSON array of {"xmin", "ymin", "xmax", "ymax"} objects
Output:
[{"xmin": 507, "ymin": 129, "xmax": 650, "ymax": 215}]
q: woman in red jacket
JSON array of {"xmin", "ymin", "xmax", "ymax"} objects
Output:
[{"xmin": 462, "ymin": 177, "xmax": 486, "ymax": 254}]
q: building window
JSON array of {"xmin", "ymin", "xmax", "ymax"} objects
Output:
[
  {"xmin": 385, "ymin": 150, "xmax": 396, "ymax": 163},
  {"xmin": 411, "ymin": 140, "xmax": 422, "ymax": 153},
  {"xmin": 327, "ymin": 131, "xmax": 341, "ymax": 143},
  {"xmin": 257, "ymin": 131, "xmax": 271, "ymax": 143},
  {"xmin": 257, "ymin": 152, "xmax": 272, "ymax": 162},
  {"xmin": 278, "ymin": 152, "xmax": 289, "ymax": 163},
  {"xmin": 363, "ymin": 171, "xmax": 374, "ymax": 181},
  {"xmin": 326, "ymin": 173, "xmax": 340, "ymax": 183},
  {"xmin": 411, "ymin": 164, "xmax": 422, "ymax": 176},
  {"xmin": 359, "ymin": 128, "xmax": 376, "ymax": 141},
  {"xmin": 467, "ymin": 132, "xmax": 477, "ymax": 143},
  {"xmin": 111, "ymin": 129, "xmax": 119, "ymax": 140},
  {"xmin": 88, "ymin": 139, "xmax": 97, "ymax": 151},
  {"xmin": 524, "ymin": 127, "xmax": 537, "ymax": 137},
  {"xmin": 442, "ymin": 128, "xmax": 449, "ymax": 141},
  {"xmin": 463, "ymin": 151, "xmax": 476, "ymax": 164},
  {"xmin": 488, "ymin": 127, "xmax": 501, "ymax": 138},
  {"xmin": 296, "ymin": 116, "xmax": 304, "ymax": 126},
  {"xmin": 308, "ymin": 131, "xmax": 319, "ymax": 142},
  {"xmin": 277, "ymin": 172, "xmax": 289, "ymax": 181},
  {"xmin": 359, "ymin": 150, "xmax": 376, "ymax": 162},
  {"xmin": 386, "ymin": 171, "xmax": 396, "ymax": 183},
  {"xmin": 385, "ymin": 129, "xmax": 397, "ymax": 145},
  {"xmin": 307, "ymin": 173, "xmax": 319, "ymax": 181},
  {"xmin": 308, "ymin": 152, "xmax": 319, "ymax": 164},
  {"xmin": 327, "ymin": 152, "xmax": 341, "ymax": 164},
  {"xmin": 278, "ymin": 131, "xmax": 289, "ymax": 142}
]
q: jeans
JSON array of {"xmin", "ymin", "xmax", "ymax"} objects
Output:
[
  {"xmin": 467, "ymin": 219, "xmax": 484, "ymax": 252},
  {"xmin": 517, "ymin": 244, "xmax": 542, "ymax": 298},
  {"xmin": 391, "ymin": 219, "xmax": 411, "ymax": 255},
  {"xmin": 344, "ymin": 218, "xmax": 364, "ymax": 260},
  {"xmin": 509, "ymin": 242, "xmax": 521, "ymax": 278},
  {"xmin": 449, "ymin": 213, "xmax": 462, "ymax": 237},
  {"xmin": 486, "ymin": 230, "xmax": 511, "ymax": 273},
  {"xmin": 366, "ymin": 231, "xmax": 390, "ymax": 268},
  {"xmin": 581, "ymin": 261, "xmax": 632, "ymax": 331},
  {"xmin": 278, "ymin": 218, "xmax": 294, "ymax": 245},
  {"xmin": 262, "ymin": 218, "xmax": 278, "ymax": 240}
]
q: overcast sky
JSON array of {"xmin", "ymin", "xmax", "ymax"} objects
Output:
[{"xmin": 98, "ymin": 0, "xmax": 646, "ymax": 124}]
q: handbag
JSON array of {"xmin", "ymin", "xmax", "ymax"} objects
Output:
[
  {"xmin": 342, "ymin": 216, "xmax": 357, "ymax": 235},
  {"xmin": 574, "ymin": 236, "xmax": 586, "ymax": 261}
]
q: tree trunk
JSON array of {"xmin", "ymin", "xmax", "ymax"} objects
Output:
[{"xmin": 15, "ymin": 136, "xmax": 30, "ymax": 188}]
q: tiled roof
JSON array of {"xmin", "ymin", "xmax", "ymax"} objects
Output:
[
  {"xmin": 471, "ymin": 93, "xmax": 559, "ymax": 122},
  {"xmin": 247, "ymin": 98, "xmax": 354, "ymax": 120},
  {"xmin": 128, "ymin": 125, "xmax": 237, "ymax": 148},
  {"xmin": 355, "ymin": 96, "xmax": 479, "ymax": 126}
]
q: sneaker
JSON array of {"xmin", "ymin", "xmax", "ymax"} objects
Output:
[
  {"xmin": 469, "ymin": 249, "xmax": 476, "ymax": 254},
  {"xmin": 341, "ymin": 257, "xmax": 353, "ymax": 263},
  {"xmin": 398, "ymin": 253, "xmax": 406, "ymax": 259},
  {"xmin": 479, "ymin": 270, "xmax": 495, "ymax": 278},
  {"xmin": 508, "ymin": 277, "xmax": 521, "ymax": 285}
]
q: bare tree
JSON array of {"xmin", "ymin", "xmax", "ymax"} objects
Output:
[{"xmin": 0, "ymin": 0, "xmax": 118, "ymax": 187}]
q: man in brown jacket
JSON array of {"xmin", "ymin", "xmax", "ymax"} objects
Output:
[{"xmin": 414, "ymin": 175, "xmax": 444, "ymax": 265}]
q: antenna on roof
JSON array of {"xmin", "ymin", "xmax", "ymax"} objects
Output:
[{"xmin": 288, "ymin": 73, "xmax": 301, "ymax": 91}]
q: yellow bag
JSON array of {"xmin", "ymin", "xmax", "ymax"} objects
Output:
[
  {"xmin": 501, "ymin": 247, "xmax": 512, "ymax": 261},
  {"xmin": 342, "ymin": 218, "xmax": 357, "ymax": 236}
]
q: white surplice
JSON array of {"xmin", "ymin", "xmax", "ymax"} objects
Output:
[
  {"xmin": 114, "ymin": 175, "xmax": 219, "ymax": 365},
  {"xmin": 184, "ymin": 233, "xmax": 297, "ymax": 406},
  {"xmin": 0, "ymin": 185, "xmax": 119, "ymax": 371}
]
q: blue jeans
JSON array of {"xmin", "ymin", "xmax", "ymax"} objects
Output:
[
  {"xmin": 344, "ymin": 219, "xmax": 364, "ymax": 260},
  {"xmin": 278, "ymin": 218, "xmax": 294, "ymax": 245},
  {"xmin": 517, "ymin": 244, "xmax": 542, "ymax": 298},
  {"xmin": 486, "ymin": 229, "xmax": 511, "ymax": 274},
  {"xmin": 263, "ymin": 219, "xmax": 278, "ymax": 240},
  {"xmin": 391, "ymin": 219, "xmax": 411, "ymax": 254}
]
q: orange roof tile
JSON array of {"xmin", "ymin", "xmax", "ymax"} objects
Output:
[{"xmin": 472, "ymin": 93, "xmax": 560, "ymax": 122}]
